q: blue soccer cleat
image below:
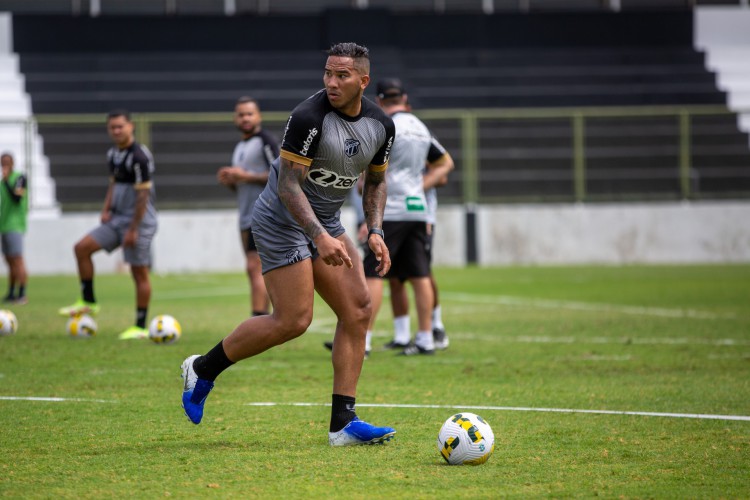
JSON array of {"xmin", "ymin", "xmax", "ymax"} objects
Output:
[
  {"xmin": 181, "ymin": 354, "xmax": 214, "ymax": 425},
  {"xmin": 328, "ymin": 417, "xmax": 396, "ymax": 446}
]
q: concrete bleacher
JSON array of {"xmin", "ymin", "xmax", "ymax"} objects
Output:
[
  {"xmin": 23, "ymin": 44, "xmax": 748, "ymax": 206},
  {"xmin": 8, "ymin": 9, "xmax": 750, "ymax": 207},
  {"xmin": 695, "ymin": 7, "xmax": 750, "ymax": 143},
  {"xmin": 20, "ymin": 47, "xmax": 726, "ymax": 114},
  {"xmin": 0, "ymin": 13, "xmax": 58, "ymax": 215}
]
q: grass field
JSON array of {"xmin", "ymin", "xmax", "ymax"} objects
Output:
[{"xmin": 1, "ymin": 265, "xmax": 749, "ymax": 498}]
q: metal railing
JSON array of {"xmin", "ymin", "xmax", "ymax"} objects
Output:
[
  {"xmin": 30, "ymin": 104, "xmax": 750, "ymax": 209},
  {"xmin": 3, "ymin": 0, "xmax": 748, "ymax": 16}
]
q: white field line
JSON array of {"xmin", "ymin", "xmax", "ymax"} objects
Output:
[
  {"xmin": 155, "ymin": 286, "xmax": 247, "ymax": 300},
  {"xmin": 0, "ymin": 396, "xmax": 117, "ymax": 403},
  {"xmin": 442, "ymin": 292, "xmax": 736, "ymax": 320},
  {"xmin": 447, "ymin": 333, "xmax": 750, "ymax": 346},
  {"xmin": 2, "ymin": 396, "xmax": 746, "ymax": 422},
  {"xmin": 303, "ymin": 324, "xmax": 750, "ymax": 346},
  {"xmin": 245, "ymin": 402, "xmax": 750, "ymax": 422},
  {"xmin": 154, "ymin": 285, "xmax": 736, "ymax": 320}
]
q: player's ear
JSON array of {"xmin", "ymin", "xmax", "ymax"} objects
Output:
[{"xmin": 360, "ymin": 74, "xmax": 370, "ymax": 91}]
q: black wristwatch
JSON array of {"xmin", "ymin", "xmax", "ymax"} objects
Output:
[{"xmin": 368, "ymin": 228, "xmax": 385, "ymax": 239}]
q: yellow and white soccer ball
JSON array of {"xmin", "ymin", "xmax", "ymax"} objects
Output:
[
  {"xmin": 437, "ymin": 412, "xmax": 495, "ymax": 465},
  {"xmin": 148, "ymin": 314, "xmax": 182, "ymax": 344},
  {"xmin": 0, "ymin": 309, "xmax": 18, "ymax": 336},
  {"xmin": 67, "ymin": 314, "xmax": 97, "ymax": 338}
]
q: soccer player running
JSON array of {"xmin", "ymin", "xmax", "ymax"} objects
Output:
[
  {"xmin": 363, "ymin": 78, "xmax": 454, "ymax": 355},
  {"xmin": 0, "ymin": 152, "xmax": 29, "ymax": 305},
  {"xmin": 58, "ymin": 110, "xmax": 158, "ymax": 340},
  {"xmin": 181, "ymin": 42, "xmax": 397, "ymax": 446},
  {"xmin": 217, "ymin": 96, "xmax": 279, "ymax": 317}
]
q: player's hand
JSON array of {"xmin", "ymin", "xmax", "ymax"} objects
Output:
[
  {"xmin": 217, "ymin": 166, "xmax": 237, "ymax": 185},
  {"xmin": 367, "ymin": 233, "xmax": 391, "ymax": 276},
  {"xmin": 314, "ymin": 233, "xmax": 353, "ymax": 269},
  {"xmin": 100, "ymin": 211, "xmax": 112, "ymax": 223},
  {"xmin": 123, "ymin": 228, "xmax": 138, "ymax": 248}
]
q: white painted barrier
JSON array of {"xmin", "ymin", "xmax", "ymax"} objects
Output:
[
  {"xmin": 477, "ymin": 201, "xmax": 750, "ymax": 265},
  {"xmin": 10, "ymin": 201, "xmax": 750, "ymax": 277}
]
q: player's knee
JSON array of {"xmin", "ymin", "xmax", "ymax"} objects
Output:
[
  {"xmin": 278, "ymin": 311, "xmax": 312, "ymax": 340},
  {"xmin": 73, "ymin": 240, "xmax": 89, "ymax": 258},
  {"xmin": 352, "ymin": 295, "xmax": 372, "ymax": 327}
]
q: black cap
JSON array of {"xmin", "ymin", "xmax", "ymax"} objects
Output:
[{"xmin": 376, "ymin": 78, "xmax": 405, "ymax": 99}]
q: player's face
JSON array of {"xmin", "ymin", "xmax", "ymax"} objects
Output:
[
  {"xmin": 107, "ymin": 116, "xmax": 134, "ymax": 148},
  {"xmin": 234, "ymin": 101, "xmax": 261, "ymax": 136},
  {"xmin": 324, "ymin": 56, "xmax": 369, "ymax": 117}
]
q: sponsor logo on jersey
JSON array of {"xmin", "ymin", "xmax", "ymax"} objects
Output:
[
  {"xmin": 406, "ymin": 196, "xmax": 425, "ymax": 212},
  {"xmin": 300, "ymin": 127, "xmax": 318, "ymax": 157},
  {"xmin": 307, "ymin": 168, "xmax": 358, "ymax": 189},
  {"xmin": 281, "ymin": 115, "xmax": 292, "ymax": 144},
  {"xmin": 344, "ymin": 139, "xmax": 360, "ymax": 158},
  {"xmin": 383, "ymin": 135, "xmax": 394, "ymax": 163}
]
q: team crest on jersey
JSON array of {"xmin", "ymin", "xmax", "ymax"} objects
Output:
[
  {"xmin": 286, "ymin": 249, "xmax": 303, "ymax": 265},
  {"xmin": 344, "ymin": 139, "xmax": 360, "ymax": 157}
]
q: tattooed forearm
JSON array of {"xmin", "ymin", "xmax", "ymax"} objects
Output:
[
  {"xmin": 278, "ymin": 158, "xmax": 325, "ymax": 240},
  {"xmin": 362, "ymin": 167, "xmax": 387, "ymax": 230}
]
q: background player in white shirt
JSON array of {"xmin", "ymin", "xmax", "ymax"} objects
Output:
[{"xmin": 363, "ymin": 79, "xmax": 454, "ymax": 355}]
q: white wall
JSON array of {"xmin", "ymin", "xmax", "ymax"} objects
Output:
[
  {"xmin": 13, "ymin": 201, "xmax": 750, "ymax": 277},
  {"xmin": 477, "ymin": 201, "xmax": 750, "ymax": 265}
]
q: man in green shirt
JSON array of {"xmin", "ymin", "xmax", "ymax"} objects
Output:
[{"xmin": 0, "ymin": 152, "xmax": 28, "ymax": 305}]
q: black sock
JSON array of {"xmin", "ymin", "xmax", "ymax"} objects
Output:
[
  {"xmin": 17, "ymin": 286, "xmax": 24, "ymax": 298},
  {"xmin": 81, "ymin": 280, "xmax": 95, "ymax": 303},
  {"xmin": 330, "ymin": 394, "xmax": 357, "ymax": 432},
  {"xmin": 252, "ymin": 310, "xmax": 268, "ymax": 317},
  {"xmin": 136, "ymin": 308, "xmax": 148, "ymax": 329},
  {"xmin": 193, "ymin": 340, "xmax": 234, "ymax": 382},
  {"xmin": 6, "ymin": 285, "xmax": 15, "ymax": 299}
]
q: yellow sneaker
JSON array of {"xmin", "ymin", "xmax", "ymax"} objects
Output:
[
  {"xmin": 118, "ymin": 326, "xmax": 148, "ymax": 340},
  {"xmin": 58, "ymin": 299, "xmax": 100, "ymax": 317}
]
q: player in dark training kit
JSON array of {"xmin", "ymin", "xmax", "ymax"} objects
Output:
[
  {"xmin": 181, "ymin": 42, "xmax": 398, "ymax": 446},
  {"xmin": 217, "ymin": 96, "xmax": 279, "ymax": 317},
  {"xmin": 59, "ymin": 109, "xmax": 158, "ymax": 340}
]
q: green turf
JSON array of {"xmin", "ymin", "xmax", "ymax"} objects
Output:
[{"xmin": 1, "ymin": 265, "xmax": 749, "ymax": 498}]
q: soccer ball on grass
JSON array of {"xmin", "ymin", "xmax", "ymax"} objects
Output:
[
  {"xmin": 437, "ymin": 412, "xmax": 495, "ymax": 465},
  {"xmin": 0, "ymin": 309, "xmax": 18, "ymax": 336},
  {"xmin": 148, "ymin": 314, "xmax": 182, "ymax": 344},
  {"xmin": 67, "ymin": 314, "xmax": 97, "ymax": 338}
]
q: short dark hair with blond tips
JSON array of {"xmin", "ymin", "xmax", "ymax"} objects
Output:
[{"xmin": 327, "ymin": 42, "xmax": 370, "ymax": 75}]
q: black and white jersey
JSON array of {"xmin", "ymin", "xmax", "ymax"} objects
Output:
[
  {"xmin": 232, "ymin": 129, "xmax": 279, "ymax": 230},
  {"xmin": 106, "ymin": 141, "xmax": 157, "ymax": 225},
  {"xmin": 256, "ymin": 89, "xmax": 395, "ymax": 226}
]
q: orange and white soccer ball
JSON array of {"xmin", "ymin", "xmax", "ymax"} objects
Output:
[
  {"xmin": 437, "ymin": 412, "xmax": 495, "ymax": 465},
  {"xmin": 148, "ymin": 314, "xmax": 182, "ymax": 344}
]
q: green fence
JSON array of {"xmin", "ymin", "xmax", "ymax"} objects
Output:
[{"xmin": 35, "ymin": 104, "xmax": 749, "ymax": 207}]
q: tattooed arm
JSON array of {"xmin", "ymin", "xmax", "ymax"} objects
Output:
[
  {"xmin": 277, "ymin": 157, "xmax": 352, "ymax": 268},
  {"xmin": 362, "ymin": 166, "xmax": 391, "ymax": 276}
]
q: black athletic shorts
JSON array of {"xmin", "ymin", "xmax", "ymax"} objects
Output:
[
  {"xmin": 364, "ymin": 220, "xmax": 430, "ymax": 279},
  {"xmin": 241, "ymin": 227, "xmax": 259, "ymax": 252}
]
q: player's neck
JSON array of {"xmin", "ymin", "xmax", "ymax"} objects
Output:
[
  {"xmin": 242, "ymin": 127, "xmax": 260, "ymax": 140},
  {"xmin": 338, "ymin": 95, "xmax": 363, "ymax": 118},
  {"xmin": 116, "ymin": 137, "xmax": 134, "ymax": 150}
]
